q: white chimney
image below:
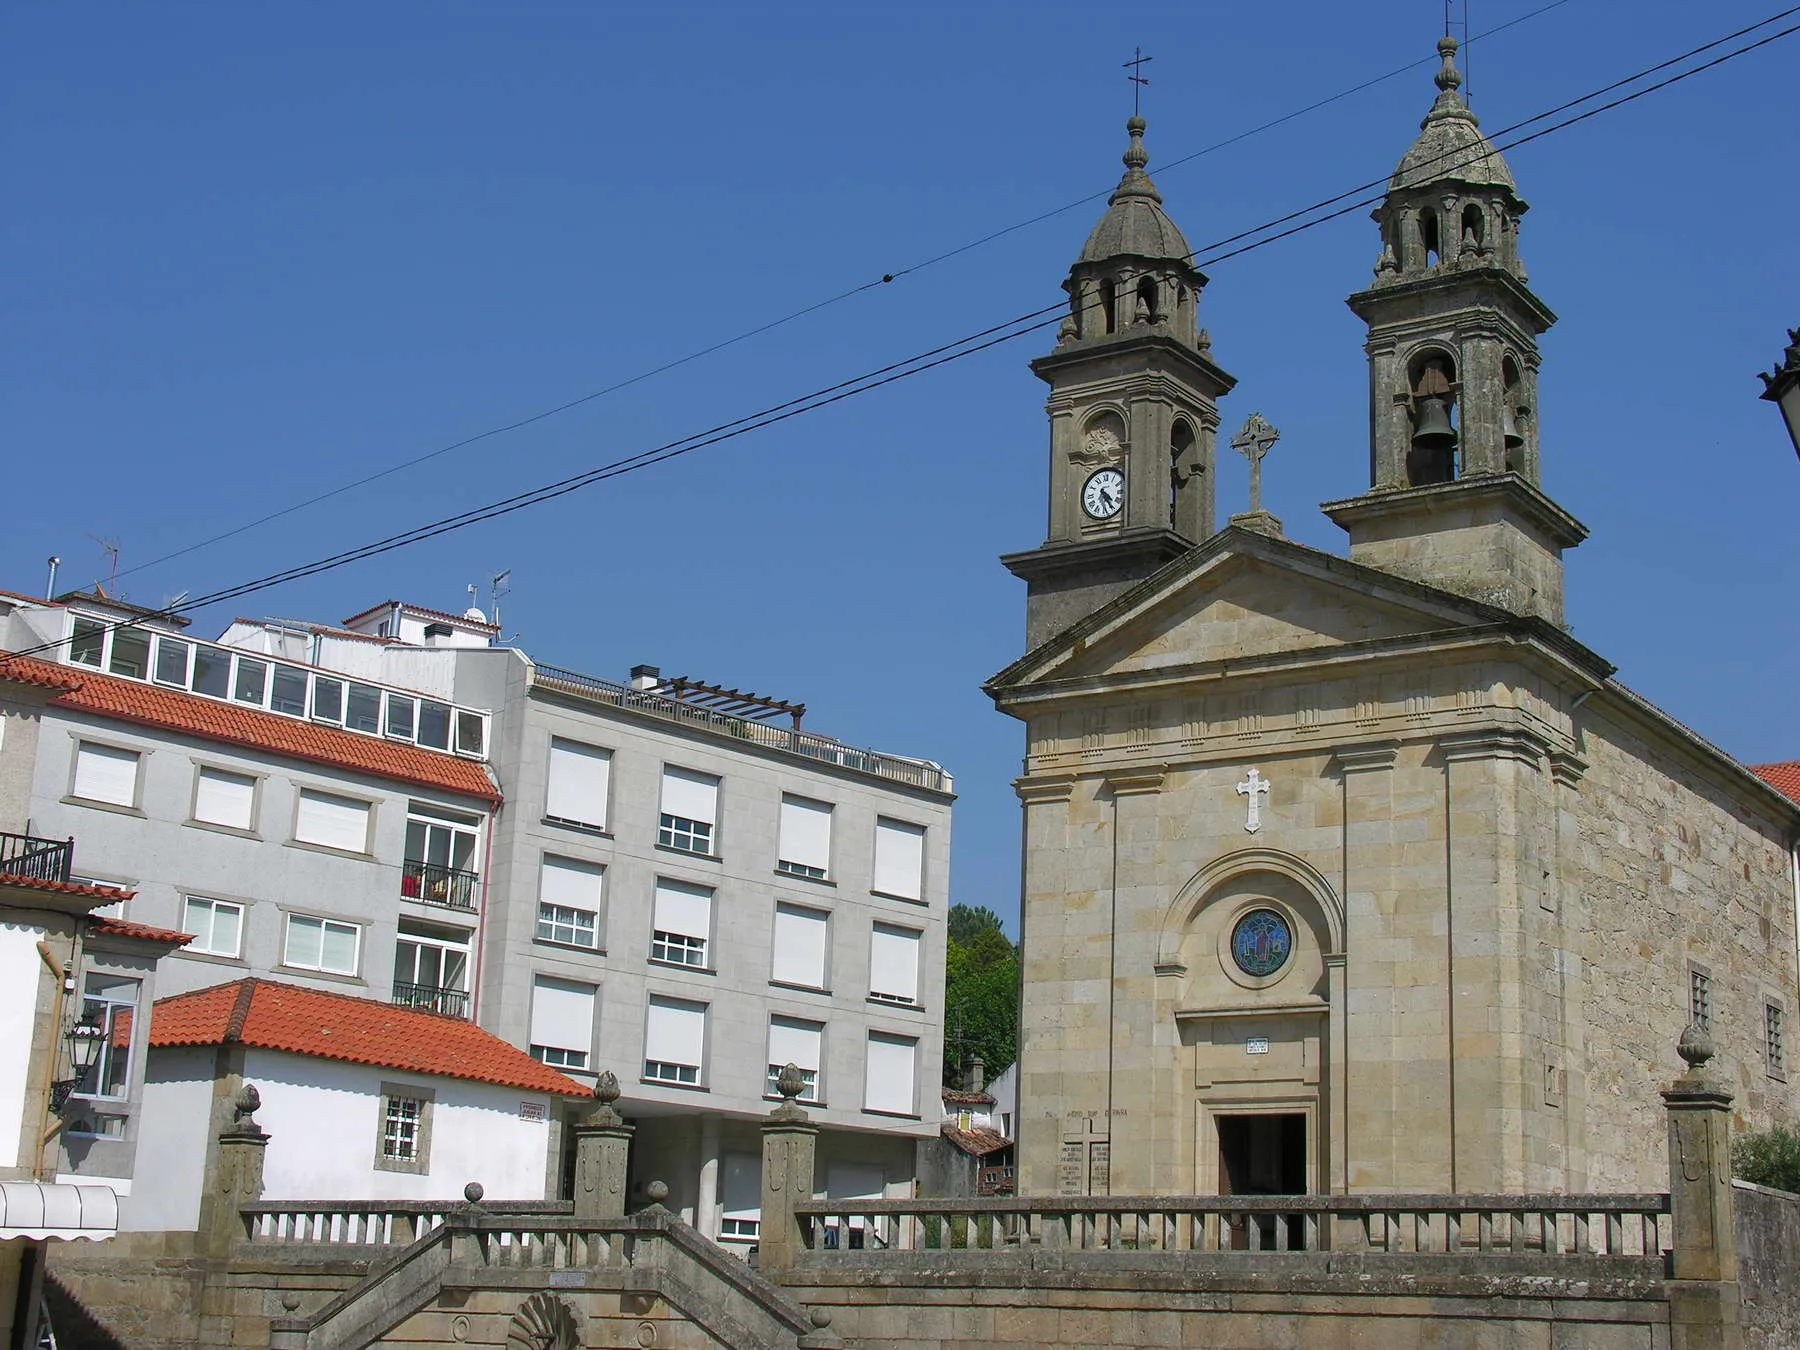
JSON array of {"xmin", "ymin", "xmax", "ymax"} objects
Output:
[{"xmin": 629, "ymin": 664, "xmax": 661, "ymax": 692}]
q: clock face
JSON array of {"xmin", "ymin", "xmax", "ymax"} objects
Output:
[{"xmin": 1081, "ymin": 468, "xmax": 1125, "ymax": 520}]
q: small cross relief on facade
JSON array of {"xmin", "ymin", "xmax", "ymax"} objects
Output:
[{"xmin": 1236, "ymin": 767, "xmax": 1271, "ymax": 833}]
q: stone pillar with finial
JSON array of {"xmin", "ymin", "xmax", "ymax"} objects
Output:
[
  {"xmin": 572, "ymin": 1070, "xmax": 635, "ymax": 1220},
  {"xmin": 268, "ymin": 1293, "xmax": 307, "ymax": 1349},
  {"xmin": 758, "ymin": 1064, "xmax": 819, "ymax": 1274},
  {"xmin": 445, "ymin": 1181, "xmax": 487, "ymax": 1267},
  {"xmin": 1662, "ymin": 1024, "xmax": 1744, "ymax": 1350},
  {"xmin": 197, "ymin": 1083, "xmax": 269, "ymax": 1256}
]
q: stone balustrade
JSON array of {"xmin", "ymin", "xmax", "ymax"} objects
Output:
[{"xmin": 240, "ymin": 1198, "xmax": 571, "ymax": 1248}]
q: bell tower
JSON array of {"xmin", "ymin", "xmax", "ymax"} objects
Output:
[
  {"xmin": 1003, "ymin": 117, "xmax": 1236, "ymax": 650},
  {"xmin": 1324, "ymin": 39, "xmax": 1586, "ymax": 623}
]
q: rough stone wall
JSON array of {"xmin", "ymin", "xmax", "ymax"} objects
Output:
[
  {"xmin": 1735, "ymin": 1180, "xmax": 1800, "ymax": 1350},
  {"xmin": 1572, "ymin": 700, "xmax": 1799, "ymax": 1191}
]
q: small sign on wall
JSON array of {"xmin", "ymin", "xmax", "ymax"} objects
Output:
[
  {"xmin": 519, "ymin": 1101, "xmax": 548, "ymax": 1122},
  {"xmin": 1245, "ymin": 1037, "xmax": 1270, "ymax": 1055}
]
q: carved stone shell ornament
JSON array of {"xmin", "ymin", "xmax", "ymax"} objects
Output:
[
  {"xmin": 1072, "ymin": 423, "xmax": 1125, "ymax": 468},
  {"xmin": 505, "ymin": 1292, "xmax": 581, "ymax": 1350}
]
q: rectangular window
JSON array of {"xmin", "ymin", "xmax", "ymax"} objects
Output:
[
  {"xmin": 108, "ymin": 628, "xmax": 150, "ymax": 680},
  {"xmin": 72, "ymin": 743, "xmax": 140, "ymax": 807},
  {"xmin": 651, "ymin": 878, "xmax": 712, "ymax": 968},
  {"xmin": 270, "ymin": 664, "xmax": 308, "ymax": 716},
  {"xmin": 385, "ymin": 692, "xmax": 416, "ymax": 740},
  {"xmin": 417, "ymin": 701, "xmax": 452, "ymax": 751},
  {"xmin": 455, "ymin": 711, "xmax": 485, "ymax": 757},
  {"xmin": 345, "ymin": 683, "xmax": 383, "ymax": 734},
  {"xmin": 644, "ymin": 995, "xmax": 706, "ymax": 1086},
  {"xmin": 863, "ymin": 1032, "xmax": 917, "ymax": 1116},
  {"xmin": 529, "ymin": 975, "xmax": 596, "ymax": 1070},
  {"xmin": 283, "ymin": 913, "xmax": 361, "ymax": 975},
  {"xmin": 311, "ymin": 677, "xmax": 344, "ymax": 724},
  {"xmin": 192, "ymin": 647, "xmax": 230, "ymax": 699},
  {"xmin": 1769, "ymin": 1005, "xmax": 1787, "ymax": 1079},
  {"xmin": 545, "ymin": 739, "xmax": 612, "ymax": 830},
  {"xmin": 80, "ymin": 973, "xmax": 140, "ymax": 1101},
  {"xmin": 766, "ymin": 1016, "xmax": 823, "ymax": 1101},
  {"xmin": 193, "ymin": 766, "xmax": 257, "ymax": 831},
  {"xmin": 869, "ymin": 923, "xmax": 921, "ymax": 1006},
  {"xmin": 392, "ymin": 921, "xmax": 471, "ymax": 1018},
  {"xmin": 1690, "ymin": 969, "xmax": 1712, "ymax": 1030},
  {"xmin": 657, "ymin": 767, "xmax": 719, "ymax": 855},
  {"xmin": 718, "ymin": 1153, "xmax": 761, "ymax": 1240},
  {"xmin": 872, "ymin": 818, "xmax": 926, "ymax": 900},
  {"xmin": 401, "ymin": 805, "xmax": 480, "ymax": 907},
  {"xmin": 233, "ymin": 656, "xmax": 268, "ymax": 706},
  {"xmin": 68, "ymin": 617, "xmax": 106, "ymax": 667},
  {"xmin": 295, "ymin": 789, "xmax": 372, "ymax": 853},
  {"xmin": 536, "ymin": 856, "xmax": 603, "ymax": 948},
  {"xmin": 772, "ymin": 903, "xmax": 829, "ymax": 989},
  {"xmin": 182, "ymin": 896, "xmax": 245, "ymax": 959},
  {"xmin": 374, "ymin": 1083, "xmax": 435, "ymax": 1174},
  {"xmin": 154, "ymin": 636, "xmax": 191, "ymax": 687},
  {"xmin": 777, "ymin": 795, "xmax": 832, "ymax": 879}
]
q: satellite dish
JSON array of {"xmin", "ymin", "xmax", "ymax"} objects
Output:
[{"xmin": 463, "ymin": 607, "xmax": 488, "ymax": 623}]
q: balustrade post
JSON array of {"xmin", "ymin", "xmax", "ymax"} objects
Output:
[
  {"xmin": 198, "ymin": 1084, "xmax": 269, "ymax": 1257},
  {"xmin": 1661, "ymin": 1026, "xmax": 1744, "ymax": 1350},
  {"xmin": 447, "ymin": 1182, "xmax": 487, "ymax": 1267},
  {"xmin": 572, "ymin": 1071, "xmax": 635, "ymax": 1221},
  {"xmin": 759, "ymin": 1065, "xmax": 819, "ymax": 1275}
]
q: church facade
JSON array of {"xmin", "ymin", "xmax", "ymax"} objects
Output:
[{"xmin": 989, "ymin": 41, "xmax": 1800, "ymax": 1199}]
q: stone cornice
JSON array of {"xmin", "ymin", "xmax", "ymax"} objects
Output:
[
  {"xmin": 1104, "ymin": 765, "xmax": 1169, "ymax": 796},
  {"xmin": 1000, "ymin": 529, "xmax": 1195, "ymax": 587},
  {"xmin": 1320, "ymin": 473, "xmax": 1588, "ymax": 550},
  {"xmin": 1333, "ymin": 742, "xmax": 1400, "ymax": 775},
  {"xmin": 1013, "ymin": 774, "xmax": 1077, "ymax": 805},
  {"xmin": 1549, "ymin": 749, "xmax": 1589, "ymax": 787},
  {"xmin": 1439, "ymin": 726, "xmax": 1550, "ymax": 765}
]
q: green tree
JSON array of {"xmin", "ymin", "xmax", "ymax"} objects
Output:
[
  {"xmin": 1734, "ymin": 1125, "xmax": 1800, "ymax": 1194},
  {"xmin": 943, "ymin": 904, "xmax": 1018, "ymax": 1085}
]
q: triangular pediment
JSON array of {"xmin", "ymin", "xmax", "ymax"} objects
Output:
[{"xmin": 990, "ymin": 528, "xmax": 1515, "ymax": 692}]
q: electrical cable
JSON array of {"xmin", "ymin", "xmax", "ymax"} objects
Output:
[
  {"xmin": 98, "ymin": 0, "xmax": 1582, "ymax": 589},
  {"xmin": 9, "ymin": 11, "xmax": 1795, "ymax": 664}
]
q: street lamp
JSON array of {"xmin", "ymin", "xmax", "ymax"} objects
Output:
[
  {"xmin": 50, "ymin": 1008, "xmax": 106, "ymax": 1115},
  {"xmin": 1760, "ymin": 327, "xmax": 1800, "ymax": 461}
]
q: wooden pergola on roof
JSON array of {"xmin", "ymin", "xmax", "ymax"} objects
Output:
[{"xmin": 657, "ymin": 676, "xmax": 806, "ymax": 729}]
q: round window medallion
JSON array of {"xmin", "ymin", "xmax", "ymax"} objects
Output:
[{"xmin": 1230, "ymin": 908, "xmax": 1293, "ymax": 978}]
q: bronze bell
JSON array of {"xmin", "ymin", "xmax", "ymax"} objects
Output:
[
  {"xmin": 1502, "ymin": 403, "xmax": 1525, "ymax": 451},
  {"xmin": 1411, "ymin": 396, "xmax": 1457, "ymax": 450}
]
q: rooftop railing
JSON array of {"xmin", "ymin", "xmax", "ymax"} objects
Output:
[
  {"xmin": 0, "ymin": 831, "xmax": 74, "ymax": 885},
  {"xmin": 531, "ymin": 665, "xmax": 951, "ymax": 793}
]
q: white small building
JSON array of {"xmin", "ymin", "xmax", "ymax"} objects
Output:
[{"xmin": 129, "ymin": 977, "xmax": 589, "ymax": 1231}]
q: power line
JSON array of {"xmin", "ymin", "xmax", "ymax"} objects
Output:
[
  {"xmin": 10, "ymin": 12, "xmax": 1795, "ymax": 664},
  {"xmin": 101, "ymin": 0, "xmax": 1580, "ymax": 590}
]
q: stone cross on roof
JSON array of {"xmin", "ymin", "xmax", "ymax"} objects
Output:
[
  {"xmin": 1123, "ymin": 48, "xmax": 1152, "ymax": 117},
  {"xmin": 1228, "ymin": 413, "xmax": 1284, "ymax": 538}
]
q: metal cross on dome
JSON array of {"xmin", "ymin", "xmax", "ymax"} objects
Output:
[
  {"xmin": 1123, "ymin": 48, "xmax": 1152, "ymax": 117},
  {"xmin": 1236, "ymin": 768, "xmax": 1271, "ymax": 834},
  {"xmin": 1230, "ymin": 413, "xmax": 1281, "ymax": 517}
]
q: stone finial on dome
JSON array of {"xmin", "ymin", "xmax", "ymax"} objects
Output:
[
  {"xmin": 1075, "ymin": 116, "xmax": 1192, "ymax": 266},
  {"xmin": 1435, "ymin": 35, "xmax": 1463, "ymax": 95}
]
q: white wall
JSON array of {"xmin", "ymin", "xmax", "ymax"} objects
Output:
[
  {"xmin": 125, "ymin": 1046, "xmax": 214, "ymax": 1231},
  {"xmin": 0, "ymin": 922, "xmax": 47, "ymax": 1173}
]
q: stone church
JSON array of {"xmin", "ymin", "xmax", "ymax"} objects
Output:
[{"xmin": 988, "ymin": 40, "xmax": 1800, "ymax": 1201}]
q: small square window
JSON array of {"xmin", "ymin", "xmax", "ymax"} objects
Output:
[
  {"xmin": 1689, "ymin": 969, "xmax": 1711, "ymax": 1030},
  {"xmin": 657, "ymin": 813, "xmax": 713, "ymax": 856},
  {"xmin": 651, "ymin": 931, "xmax": 706, "ymax": 967},
  {"xmin": 374, "ymin": 1084, "xmax": 434, "ymax": 1174},
  {"xmin": 68, "ymin": 618, "xmax": 106, "ymax": 667}
]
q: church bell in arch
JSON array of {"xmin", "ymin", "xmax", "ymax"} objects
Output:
[{"xmin": 1411, "ymin": 396, "xmax": 1456, "ymax": 452}]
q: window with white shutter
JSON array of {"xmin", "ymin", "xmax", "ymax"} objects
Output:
[
  {"xmin": 643, "ymin": 996, "xmax": 707, "ymax": 1086},
  {"xmin": 71, "ymin": 743, "xmax": 140, "ymax": 807},
  {"xmin": 529, "ymin": 976, "xmax": 596, "ymax": 1070},
  {"xmin": 869, "ymin": 923, "xmax": 921, "ymax": 1006},
  {"xmin": 771, "ymin": 903, "xmax": 829, "ymax": 990},
  {"xmin": 718, "ymin": 1153, "xmax": 761, "ymax": 1240},
  {"xmin": 777, "ymin": 795, "xmax": 832, "ymax": 879},
  {"xmin": 294, "ymin": 789, "xmax": 372, "ymax": 853},
  {"xmin": 182, "ymin": 896, "xmax": 244, "ymax": 958},
  {"xmin": 536, "ymin": 856, "xmax": 604, "ymax": 949},
  {"xmin": 863, "ymin": 1033, "xmax": 917, "ymax": 1116},
  {"xmin": 658, "ymin": 767, "xmax": 719, "ymax": 855},
  {"xmin": 193, "ymin": 767, "xmax": 257, "ymax": 831},
  {"xmin": 545, "ymin": 739, "xmax": 611, "ymax": 830},
  {"xmin": 651, "ymin": 879, "xmax": 712, "ymax": 968},
  {"xmin": 872, "ymin": 818, "xmax": 925, "ymax": 900},
  {"xmin": 283, "ymin": 913, "xmax": 361, "ymax": 975},
  {"xmin": 766, "ymin": 1016, "xmax": 823, "ymax": 1101}
]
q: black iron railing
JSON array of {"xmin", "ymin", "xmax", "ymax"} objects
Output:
[
  {"xmin": 399, "ymin": 860, "xmax": 478, "ymax": 910},
  {"xmin": 0, "ymin": 832, "xmax": 74, "ymax": 885},
  {"xmin": 391, "ymin": 983, "xmax": 470, "ymax": 1019}
]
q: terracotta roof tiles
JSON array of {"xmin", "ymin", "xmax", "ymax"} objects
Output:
[
  {"xmin": 0, "ymin": 652, "xmax": 499, "ymax": 804},
  {"xmin": 1750, "ymin": 761, "xmax": 1800, "ymax": 807},
  {"xmin": 89, "ymin": 917, "xmax": 192, "ymax": 946},
  {"xmin": 940, "ymin": 1123, "xmax": 1011, "ymax": 1158},
  {"xmin": 0, "ymin": 874, "xmax": 135, "ymax": 904},
  {"xmin": 150, "ymin": 978, "xmax": 589, "ymax": 1097}
]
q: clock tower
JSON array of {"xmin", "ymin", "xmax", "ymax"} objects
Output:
[{"xmin": 1002, "ymin": 116, "xmax": 1236, "ymax": 649}]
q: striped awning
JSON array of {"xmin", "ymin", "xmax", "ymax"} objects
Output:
[{"xmin": 0, "ymin": 1182, "xmax": 118, "ymax": 1241}]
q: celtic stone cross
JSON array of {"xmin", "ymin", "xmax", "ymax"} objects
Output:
[{"xmin": 1230, "ymin": 413, "xmax": 1280, "ymax": 516}]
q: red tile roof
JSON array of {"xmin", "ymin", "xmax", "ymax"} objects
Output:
[
  {"xmin": 0, "ymin": 588, "xmax": 62, "ymax": 608},
  {"xmin": 0, "ymin": 874, "xmax": 135, "ymax": 904},
  {"xmin": 150, "ymin": 979, "xmax": 589, "ymax": 1096},
  {"xmin": 941, "ymin": 1123, "xmax": 1011, "ymax": 1158},
  {"xmin": 342, "ymin": 600, "xmax": 499, "ymax": 634},
  {"xmin": 1750, "ymin": 762, "xmax": 1800, "ymax": 807},
  {"xmin": 0, "ymin": 652, "xmax": 499, "ymax": 804},
  {"xmin": 941, "ymin": 1087, "xmax": 996, "ymax": 1107},
  {"xmin": 89, "ymin": 917, "xmax": 192, "ymax": 946}
]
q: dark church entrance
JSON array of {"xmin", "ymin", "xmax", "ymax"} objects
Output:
[{"xmin": 1217, "ymin": 1113, "xmax": 1307, "ymax": 1248}]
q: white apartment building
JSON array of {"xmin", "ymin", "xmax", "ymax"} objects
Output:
[{"xmin": 2, "ymin": 588, "xmax": 955, "ymax": 1245}]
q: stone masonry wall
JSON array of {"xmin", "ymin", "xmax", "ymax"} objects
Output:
[{"xmin": 1735, "ymin": 1180, "xmax": 1800, "ymax": 1350}]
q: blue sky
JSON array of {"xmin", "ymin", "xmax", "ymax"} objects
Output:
[{"xmin": 5, "ymin": 1, "xmax": 1796, "ymax": 931}]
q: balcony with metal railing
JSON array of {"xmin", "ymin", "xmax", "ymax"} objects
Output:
[
  {"xmin": 391, "ymin": 982, "xmax": 470, "ymax": 1019},
  {"xmin": 530, "ymin": 665, "xmax": 951, "ymax": 793},
  {"xmin": 0, "ymin": 831, "xmax": 75, "ymax": 885},
  {"xmin": 399, "ymin": 860, "xmax": 479, "ymax": 911}
]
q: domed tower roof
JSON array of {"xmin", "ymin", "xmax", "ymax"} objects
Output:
[
  {"xmin": 1077, "ymin": 117, "xmax": 1194, "ymax": 265},
  {"xmin": 1390, "ymin": 38, "xmax": 1517, "ymax": 194}
]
